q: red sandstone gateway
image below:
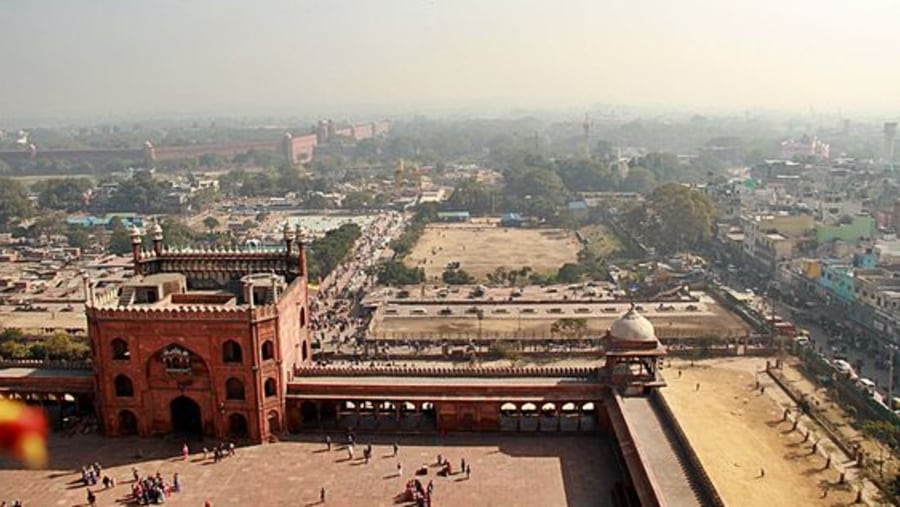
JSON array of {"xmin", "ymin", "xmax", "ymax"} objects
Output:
[{"xmin": 86, "ymin": 221, "xmax": 311, "ymax": 443}]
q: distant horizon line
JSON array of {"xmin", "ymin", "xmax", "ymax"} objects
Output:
[{"xmin": 2, "ymin": 100, "xmax": 899, "ymax": 129}]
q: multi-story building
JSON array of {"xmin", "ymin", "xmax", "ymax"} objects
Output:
[{"xmin": 741, "ymin": 213, "xmax": 815, "ymax": 271}]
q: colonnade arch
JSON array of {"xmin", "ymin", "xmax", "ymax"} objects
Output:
[
  {"xmin": 291, "ymin": 399, "xmax": 437, "ymax": 432},
  {"xmin": 498, "ymin": 401, "xmax": 597, "ymax": 432},
  {"xmin": 0, "ymin": 391, "xmax": 94, "ymax": 430},
  {"xmin": 288, "ymin": 398, "xmax": 597, "ymax": 433}
]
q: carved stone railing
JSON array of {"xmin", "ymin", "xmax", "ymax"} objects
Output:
[
  {"xmin": 294, "ymin": 365, "xmax": 602, "ymax": 379},
  {"xmin": 0, "ymin": 358, "xmax": 92, "ymax": 370}
]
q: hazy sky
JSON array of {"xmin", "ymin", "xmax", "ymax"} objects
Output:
[{"xmin": 2, "ymin": 0, "xmax": 899, "ymax": 121}]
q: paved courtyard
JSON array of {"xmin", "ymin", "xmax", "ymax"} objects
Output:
[{"xmin": 0, "ymin": 433, "xmax": 619, "ymax": 506}]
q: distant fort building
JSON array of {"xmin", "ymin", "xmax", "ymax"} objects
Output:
[{"xmin": 0, "ymin": 120, "xmax": 389, "ymax": 171}]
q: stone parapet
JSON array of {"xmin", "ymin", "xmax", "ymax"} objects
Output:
[{"xmin": 294, "ymin": 365, "xmax": 601, "ymax": 379}]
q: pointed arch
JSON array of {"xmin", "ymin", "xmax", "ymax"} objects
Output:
[
  {"xmin": 114, "ymin": 374, "xmax": 134, "ymax": 397},
  {"xmin": 225, "ymin": 378, "xmax": 245, "ymax": 400},
  {"xmin": 111, "ymin": 338, "xmax": 130, "ymax": 360},
  {"xmin": 222, "ymin": 340, "xmax": 243, "ymax": 363}
]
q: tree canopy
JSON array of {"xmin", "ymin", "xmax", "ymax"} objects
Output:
[
  {"xmin": 624, "ymin": 183, "xmax": 716, "ymax": 255},
  {"xmin": 0, "ymin": 178, "xmax": 33, "ymax": 231},
  {"xmin": 33, "ymin": 177, "xmax": 93, "ymax": 211}
]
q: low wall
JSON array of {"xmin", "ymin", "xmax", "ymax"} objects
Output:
[
  {"xmin": 0, "ymin": 358, "xmax": 92, "ymax": 370},
  {"xmin": 650, "ymin": 390, "xmax": 726, "ymax": 507},
  {"xmin": 606, "ymin": 394, "xmax": 664, "ymax": 507},
  {"xmin": 295, "ymin": 365, "xmax": 601, "ymax": 379}
]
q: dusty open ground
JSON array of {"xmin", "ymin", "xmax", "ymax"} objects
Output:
[
  {"xmin": 663, "ymin": 358, "xmax": 861, "ymax": 506},
  {"xmin": 0, "ymin": 434, "xmax": 618, "ymax": 507},
  {"xmin": 405, "ymin": 222, "xmax": 580, "ymax": 281}
]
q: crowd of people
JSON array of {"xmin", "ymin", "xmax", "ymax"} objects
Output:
[
  {"xmin": 128, "ymin": 469, "xmax": 180, "ymax": 505},
  {"xmin": 59, "ymin": 442, "xmax": 235, "ymax": 506},
  {"xmin": 310, "ymin": 211, "xmax": 407, "ymax": 358}
]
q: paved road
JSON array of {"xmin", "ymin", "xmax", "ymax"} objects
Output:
[
  {"xmin": 770, "ymin": 298, "xmax": 899, "ymax": 406},
  {"xmin": 311, "ymin": 211, "xmax": 407, "ymax": 356}
]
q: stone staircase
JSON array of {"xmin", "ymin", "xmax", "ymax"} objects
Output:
[{"xmin": 117, "ymin": 286, "xmax": 135, "ymax": 306}]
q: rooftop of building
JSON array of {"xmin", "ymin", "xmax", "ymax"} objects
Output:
[{"xmin": 106, "ymin": 271, "xmax": 288, "ymax": 309}]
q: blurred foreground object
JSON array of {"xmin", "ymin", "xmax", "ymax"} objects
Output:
[{"xmin": 0, "ymin": 398, "xmax": 48, "ymax": 468}]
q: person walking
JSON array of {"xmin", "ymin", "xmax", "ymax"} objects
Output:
[
  {"xmin": 392, "ymin": 442, "xmax": 399, "ymax": 457},
  {"xmin": 325, "ymin": 435, "xmax": 331, "ymax": 451},
  {"xmin": 182, "ymin": 443, "xmax": 189, "ymax": 460},
  {"xmin": 466, "ymin": 464, "xmax": 471, "ymax": 479},
  {"xmin": 86, "ymin": 489, "xmax": 96, "ymax": 507},
  {"xmin": 397, "ymin": 462, "xmax": 403, "ymax": 477},
  {"xmin": 320, "ymin": 487, "xmax": 326, "ymax": 503}
]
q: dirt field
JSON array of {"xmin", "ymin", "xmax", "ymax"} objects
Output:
[
  {"xmin": 663, "ymin": 358, "xmax": 860, "ymax": 506},
  {"xmin": 405, "ymin": 222, "xmax": 579, "ymax": 281}
]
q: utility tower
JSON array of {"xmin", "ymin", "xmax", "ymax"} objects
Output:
[{"xmin": 582, "ymin": 113, "xmax": 593, "ymax": 159}]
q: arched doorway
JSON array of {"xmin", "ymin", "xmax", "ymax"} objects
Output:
[
  {"xmin": 118, "ymin": 410, "xmax": 138, "ymax": 436},
  {"xmin": 267, "ymin": 410, "xmax": 281, "ymax": 435},
  {"xmin": 228, "ymin": 413, "xmax": 248, "ymax": 438},
  {"xmin": 301, "ymin": 401, "xmax": 318, "ymax": 425},
  {"xmin": 170, "ymin": 396, "xmax": 202, "ymax": 436}
]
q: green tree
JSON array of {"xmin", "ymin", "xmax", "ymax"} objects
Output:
[
  {"xmin": 0, "ymin": 340, "xmax": 29, "ymax": 359},
  {"xmin": 556, "ymin": 262, "xmax": 586, "ymax": 284},
  {"xmin": 0, "ymin": 177, "xmax": 33, "ymax": 231},
  {"xmin": 26, "ymin": 213, "xmax": 67, "ymax": 240},
  {"xmin": 161, "ymin": 219, "xmax": 198, "ymax": 248},
  {"xmin": 625, "ymin": 183, "xmax": 716, "ymax": 255},
  {"xmin": 343, "ymin": 190, "xmax": 374, "ymax": 210},
  {"xmin": 94, "ymin": 171, "xmax": 172, "ymax": 214},
  {"xmin": 107, "ymin": 218, "xmax": 134, "ymax": 255},
  {"xmin": 376, "ymin": 260, "xmax": 424, "ymax": 286},
  {"xmin": 861, "ymin": 420, "xmax": 899, "ymax": 478},
  {"xmin": 33, "ymin": 177, "xmax": 93, "ymax": 211},
  {"xmin": 65, "ymin": 226, "xmax": 91, "ymax": 249},
  {"xmin": 304, "ymin": 193, "xmax": 333, "ymax": 210},
  {"xmin": 307, "ymin": 223, "xmax": 362, "ymax": 281},
  {"xmin": 203, "ymin": 216, "xmax": 220, "ymax": 232},
  {"xmin": 447, "ymin": 178, "xmax": 495, "ymax": 215},
  {"xmin": 442, "ymin": 268, "xmax": 475, "ymax": 285},
  {"xmin": 621, "ymin": 166, "xmax": 657, "ymax": 193}
]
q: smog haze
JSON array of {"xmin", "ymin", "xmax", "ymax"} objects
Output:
[{"xmin": 2, "ymin": 0, "xmax": 899, "ymax": 120}]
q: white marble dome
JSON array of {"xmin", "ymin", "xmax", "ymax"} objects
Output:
[{"xmin": 609, "ymin": 306, "xmax": 656, "ymax": 342}]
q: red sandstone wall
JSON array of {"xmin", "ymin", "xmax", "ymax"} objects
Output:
[
  {"xmin": 89, "ymin": 310, "xmax": 279, "ymax": 442},
  {"xmin": 0, "ymin": 148, "xmax": 145, "ymax": 166},
  {"xmin": 289, "ymin": 134, "xmax": 318, "ymax": 164},
  {"xmin": 153, "ymin": 140, "xmax": 280, "ymax": 161}
]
